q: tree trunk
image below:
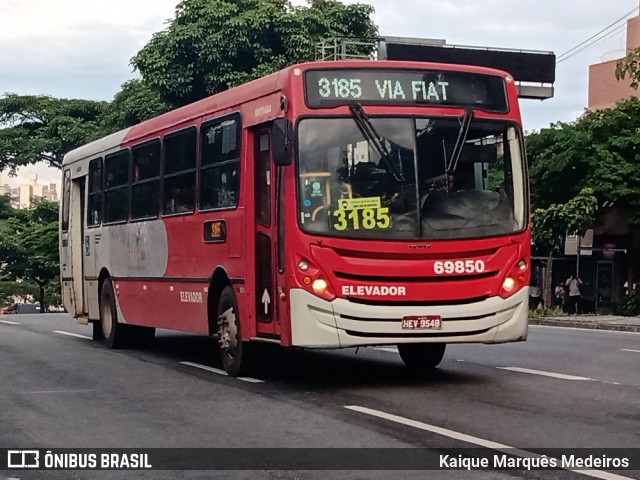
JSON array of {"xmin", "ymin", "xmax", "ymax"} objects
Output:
[
  {"xmin": 39, "ymin": 285, "xmax": 46, "ymax": 313},
  {"xmin": 34, "ymin": 278, "xmax": 47, "ymax": 314},
  {"xmin": 543, "ymin": 250, "xmax": 554, "ymax": 311}
]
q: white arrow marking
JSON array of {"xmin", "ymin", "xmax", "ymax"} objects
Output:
[{"xmin": 261, "ymin": 289, "xmax": 271, "ymax": 315}]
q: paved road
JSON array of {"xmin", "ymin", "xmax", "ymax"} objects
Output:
[{"xmin": 1, "ymin": 314, "xmax": 638, "ymax": 480}]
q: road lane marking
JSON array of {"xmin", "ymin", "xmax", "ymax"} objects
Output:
[
  {"xmin": 53, "ymin": 330, "xmax": 92, "ymax": 340},
  {"xmin": 179, "ymin": 361, "xmax": 264, "ymax": 383},
  {"xmin": 532, "ymin": 325, "xmax": 640, "ymax": 335},
  {"xmin": 23, "ymin": 389, "xmax": 95, "ymax": 395},
  {"xmin": 0, "ymin": 320, "xmax": 20, "ymax": 325},
  {"xmin": 373, "ymin": 347, "xmax": 398, "ymax": 353},
  {"xmin": 497, "ymin": 367, "xmax": 593, "ymax": 381},
  {"xmin": 621, "ymin": 348, "xmax": 640, "ymax": 353},
  {"xmin": 345, "ymin": 405, "xmax": 633, "ymax": 480}
]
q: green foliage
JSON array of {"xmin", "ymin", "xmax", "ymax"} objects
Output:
[
  {"xmin": 132, "ymin": 0, "xmax": 378, "ymax": 107},
  {"xmin": 102, "ymin": 79, "xmax": 170, "ymax": 130},
  {"xmin": 0, "ymin": 193, "xmax": 13, "ymax": 220},
  {"xmin": 0, "ymin": 199, "xmax": 60, "ymax": 312},
  {"xmin": 615, "ymin": 290, "xmax": 640, "ymax": 316},
  {"xmin": 0, "ymin": 94, "xmax": 109, "ymax": 174},
  {"xmin": 616, "ymin": 47, "xmax": 640, "ymax": 90},
  {"xmin": 527, "ymin": 98, "xmax": 640, "ymax": 224},
  {"xmin": 0, "ymin": 279, "xmax": 39, "ymax": 307},
  {"xmin": 531, "ymin": 188, "xmax": 598, "ymax": 255}
]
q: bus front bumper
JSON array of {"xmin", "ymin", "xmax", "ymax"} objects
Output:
[{"xmin": 289, "ymin": 287, "xmax": 529, "ymax": 348}]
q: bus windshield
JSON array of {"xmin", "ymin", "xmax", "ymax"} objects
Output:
[{"xmin": 297, "ymin": 116, "xmax": 526, "ymax": 240}]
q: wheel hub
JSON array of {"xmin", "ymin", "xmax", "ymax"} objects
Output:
[{"xmin": 218, "ymin": 307, "xmax": 238, "ymax": 352}]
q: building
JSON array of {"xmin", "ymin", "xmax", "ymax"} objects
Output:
[
  {"xmin": 588, "ymin": 14, "xmax": 640, "ymax": 110},
  {"xmin": 16, "ymin": 175, "xmax": 59, "ymax": 209}
]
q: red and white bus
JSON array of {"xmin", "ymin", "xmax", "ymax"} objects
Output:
[{"xmin": 60, "ymin": 60, "xmax": 530, "ymax": 376}]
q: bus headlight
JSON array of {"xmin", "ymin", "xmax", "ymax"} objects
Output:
[
  {"xmin": 502, "ymin": 277, "xmax": 516, "ymax": 292},
  {"xmin": 312, "ymin": 279, "xmax": 328, "ymax": 295}
]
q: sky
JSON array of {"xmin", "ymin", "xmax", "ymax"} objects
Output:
[{"xmin": 1, "ymin": 0, "xmax": 638, "ymax": 189}]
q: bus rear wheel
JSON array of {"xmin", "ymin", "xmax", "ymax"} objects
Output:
[
  {"xmin": 100, "ymin": 278, "xmax": 128, "ymax": 349},
  {"xmin": 217, "ymin": 286, "xmax": 253, "ymax": 377},
  {"xmin": 397, "ymin": 343, "xmax": 446, "ymax": 370}
]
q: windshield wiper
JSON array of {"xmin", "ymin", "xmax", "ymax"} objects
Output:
[
  {"xmin": 446, "ymin": 108, "xmax": 474, "ymax": 176},
  {"xmin": 348, "ymin": 104, "xmax": 405, "ymax": 182}
]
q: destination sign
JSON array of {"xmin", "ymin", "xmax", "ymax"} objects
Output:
[{"xmin": 305, "ymin": 69, "xmax": 508, "ymax": 112}]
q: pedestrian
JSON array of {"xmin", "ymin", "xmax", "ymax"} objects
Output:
[
  {"xmin": 565, "ymin": 273, "xmax": 583, "ymax": 315},
  {"xmin": 554, "ymin": 283, "xmax": 566, "ymax": 307},
  {"xmin": 529, "ymin": 282, "xmax": 543, "ymax": 310}
]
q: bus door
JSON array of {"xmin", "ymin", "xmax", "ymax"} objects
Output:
[
  {"xmin": 66, "ymin": 172, "xmax": 87, "ymax": 318},
  {"xmin": 253, "ymin": 129, "xmax": 282, "ymax": 338}
]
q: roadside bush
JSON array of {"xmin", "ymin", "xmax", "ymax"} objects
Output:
[{"xmin": 614, "ymin": 290, "xmax": 640, "ymax": 316}]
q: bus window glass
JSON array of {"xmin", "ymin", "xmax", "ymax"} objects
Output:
[
  {"xmin": 165, "ymin": 129, "xmax": 196, "ymax": 174},
  {"xmin": 132, "ymin": 141, "xmax": 160, "ymax": 181},
  {"xmin": 87, "ymin": 159, "xmax": 103, "ymax": 226},
  {"xmin": 104, "ymin": 150, "xmax": 130, "ymax": 223},
  {"xmin": 200, "ymin": 115, "xmax": 241, "ymax": 210},
  {"xmin": 163, "ymin": 129, "xmax": 196, "ymax": 215},
  {"xmin": 105, "ymin": 150, "xmax": 129, "ymax": 188},
  {"xmin": 255, "ymin": 133, "xmax": 271, "ymax": 227},
  {"xmin": 297, "ymin": 117, "xmax": 525, "ymax": 240},
  {"xmin": 132, "ymin": 140, "xmax": 160, "ymax": 220},
  {"xmin": 61, "ymin": 169, "xmax": 71, "ymax": 231}
]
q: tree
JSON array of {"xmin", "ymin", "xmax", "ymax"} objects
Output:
[
  {"xmin": 0, "ymin": 94, "xmax": 108, "ymax": 174},
  {"xmin": 531, "ymin": 189, "xmax": 598, "ymax": 307},
  {"xmin": 101, "ymin": 79, "xmax": 170, "ymax": 130},
  {"xmin": 527, "ymin": 99, "xmax": 640, "ymax": 297},
  {"xmin": 615, "ymin": 48, "xmax": 640, "ymax": 89},
  {"xmin": 132, "ymin": 0, "xmax": 378, "ymax": 107},
  {"xmin": 527, "ymin": 98, "xmax": 640, "ymax": 219},
  {"xmin": 0, "ymin": 198, "xmax": 60, "ymax": 312}
]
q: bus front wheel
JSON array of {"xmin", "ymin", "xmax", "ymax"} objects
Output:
[
  {"xmin": 100, "ymin": 278, "xmax": 128, "ymax": 349},
  {"xmin": 397, "ymin": 343, "xmax": 446, "ymax": 370},
  {"xmin": 217, "ymin": 286, "xmax": 253, "ymax": 377}
]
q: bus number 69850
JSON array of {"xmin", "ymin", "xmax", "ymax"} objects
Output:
[{"xmin": 434, "ymin": 260, "xmax": 485, "ymax": 275}]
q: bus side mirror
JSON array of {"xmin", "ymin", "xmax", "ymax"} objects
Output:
[{"xmin": 272, "ymin": 118, "xmax": 293, "ymax": 166}]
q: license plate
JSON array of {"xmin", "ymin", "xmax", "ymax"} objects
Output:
[{"xmin": 401, "ymin": 315, "xmax": 442, "ymax": 330}]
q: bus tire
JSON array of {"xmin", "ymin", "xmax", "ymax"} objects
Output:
[
  {"xmin": 397, "ymin": 343, "xmax": 446, "ymax": 370},
  {"xmin": 217, "ymin": 286, "xmax": 253, "ymax": 377},
  {"xmin": 100, "ymin": 278, "xmax": 128, "ymax": 349}
]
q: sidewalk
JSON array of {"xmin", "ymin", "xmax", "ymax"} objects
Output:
[{"xmin": 529, "ymin": 314, "xmax": 640, "ymax": 332}]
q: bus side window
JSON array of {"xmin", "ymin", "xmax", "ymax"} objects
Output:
[
  {"xmin": 163, "ymin": 127, "xmax": 196, "ymax": 215},
  {"xmin": 132, "ymin": 140, "xmax": 161, "ymax": 220},
  {"xmin": 104, "ymin": 149, "xmax": 130, "ymax": 223},
  {"xmin": 87, "ymin": 158, "xmax": 103, "ymax": 226},
  {"xmin": 199, "ymin": 115, "xmax": 241, "ymax": 210}
]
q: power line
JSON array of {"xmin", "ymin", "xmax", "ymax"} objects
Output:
[
  {"xmin": 557, "ymin": 24, "xmax": 626, "ymax": 64},
  {"xmin": 556, "ymin": 5, "xmax": 637, "ymax": 63}
]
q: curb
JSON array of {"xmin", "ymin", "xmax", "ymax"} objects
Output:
[{"xmin": 529, "ymin": 318, "xmax": 640, "ymax": 332}]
